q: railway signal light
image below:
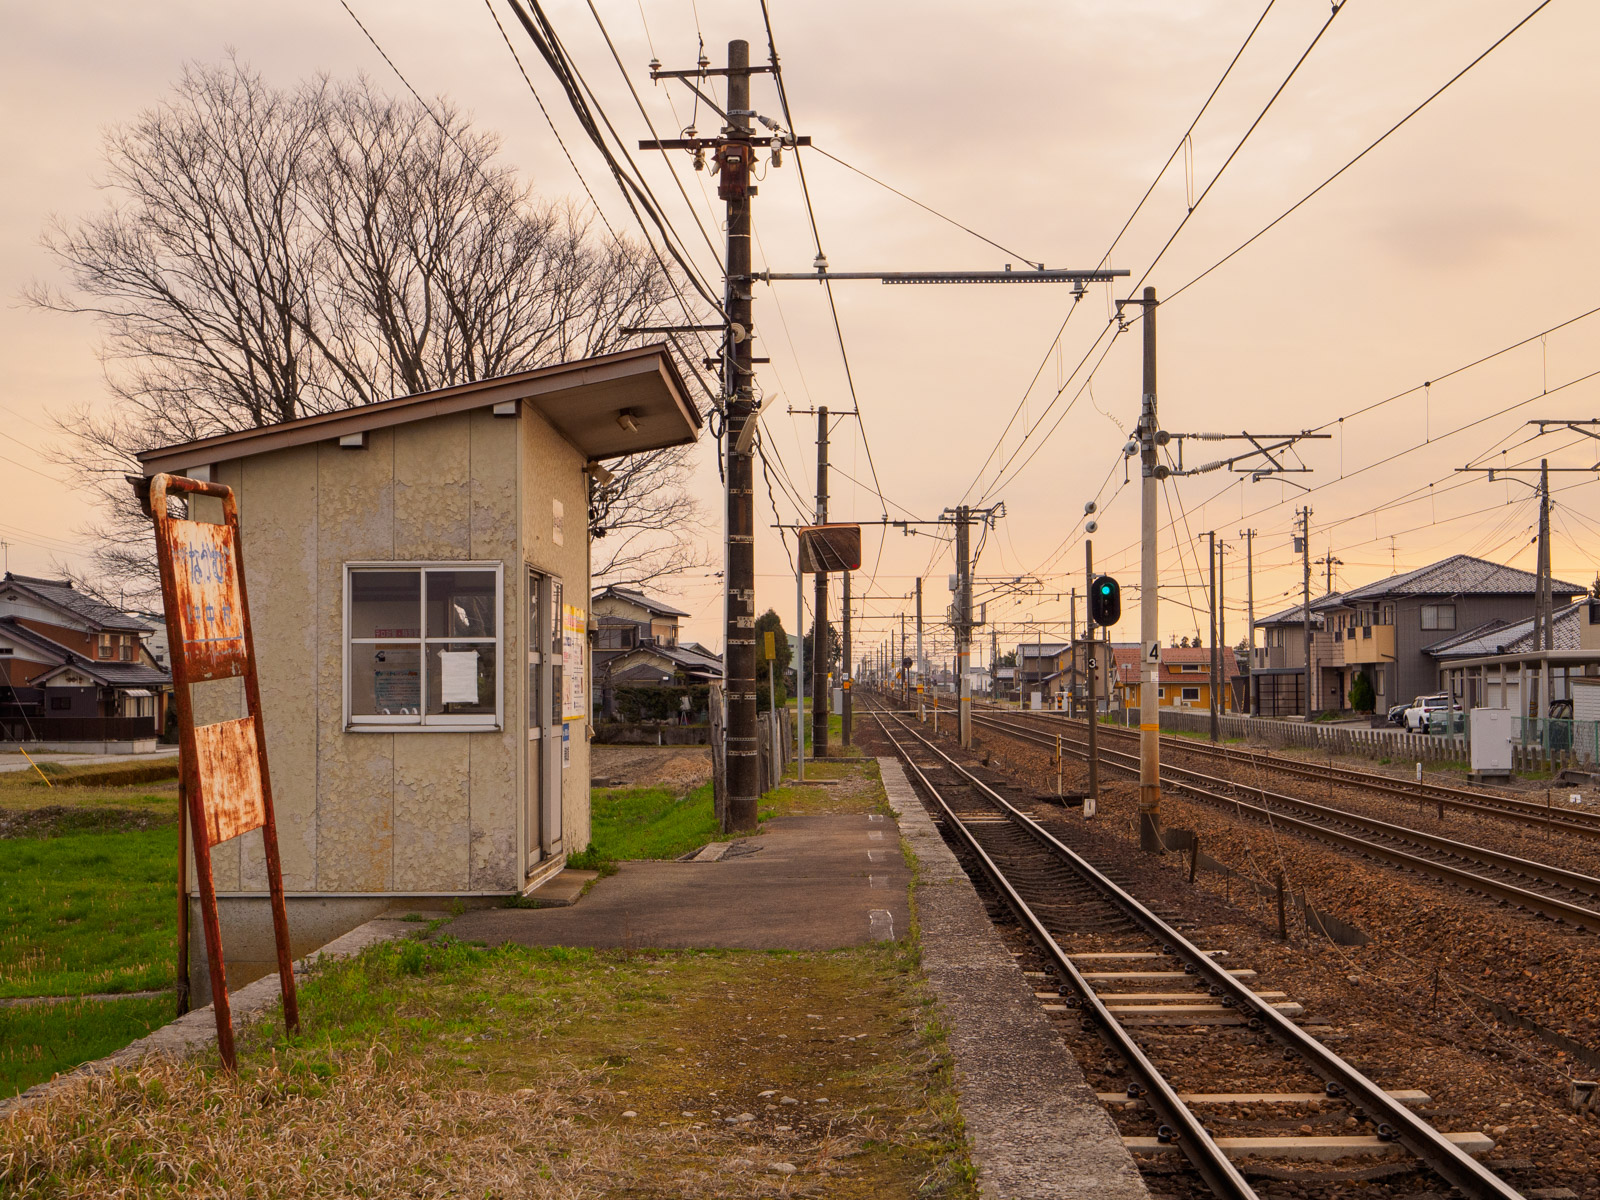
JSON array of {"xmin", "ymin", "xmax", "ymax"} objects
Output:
[{"xmin": 1089, "ymin": 575, "xmax": 1121, "ymax": 626}]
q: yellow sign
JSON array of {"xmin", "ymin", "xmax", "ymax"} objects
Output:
[
  {"xmin": 763, "ymin": 630, "xmax": 776, "ymax": 660},
  {"xmin": 916, "ymin": 683, "xmax": 924, "ymax": 693}
]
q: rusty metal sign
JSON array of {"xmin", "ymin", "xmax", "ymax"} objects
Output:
[
  {"xmin": 141, "ymin": 472, "xmax": 299, "ymax": 1069},
  {"xmin": 167, "ymin": 519, "xmax": 247, "ymax": 681}
]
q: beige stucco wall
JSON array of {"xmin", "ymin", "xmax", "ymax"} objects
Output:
[
  {"xmin": 186, "ymin": 403, "xmax": 588, "ymax": 900},
  {"xmin": 521, "ymin": 405, "xmax": 593, "ymax": 857}
]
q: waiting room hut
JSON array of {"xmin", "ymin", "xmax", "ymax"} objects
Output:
[{"xmin": 138, "ymin": 345, "xmax": 701, "ymax": 1001}]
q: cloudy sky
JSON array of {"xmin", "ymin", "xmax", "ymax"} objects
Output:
[{"xmin": 4, "ymin": 0, "xmax": 1597, "ymax": 665}]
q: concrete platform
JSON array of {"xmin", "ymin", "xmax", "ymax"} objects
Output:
[
  {"xmin": 448, "ymin": 813, "xmax": 910, "ymax": 951},
  {"xmin": 880, "ymin": 756, "xmax": 1149, "ymax": 1200}
]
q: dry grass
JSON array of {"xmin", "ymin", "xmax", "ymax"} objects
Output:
[
  {"xmin": 0, "ymin": 1043, "xmax": 624, "ymax": 1198},
  {"xmin": 1, "ymin": 938, "xmax": 976, "ymax": 1199}
]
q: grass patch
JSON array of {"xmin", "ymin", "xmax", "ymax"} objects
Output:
[
  {"xmin": 0, "ymin": 826, "xmax": 177, "ymax": 999},
  {"xmin": 590, "ymin": 780, "xmax": 724, "ymax": 861},
  {"xmin": 762, "ymin": 757, "xmax": 889, "ymax": 819},
  {"xmin": 1, "ymin": 939, "xmax": 975, "ymax": 1198},
  {"xmin": 1, "ymin": 993, "xmax": 172, "ymax": 1097}
]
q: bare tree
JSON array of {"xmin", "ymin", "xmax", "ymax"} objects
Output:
[{"xmin": 32, "ymin": 57, "xmax": 706, "ymax": 603}]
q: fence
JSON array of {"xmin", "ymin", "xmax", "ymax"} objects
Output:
[
  {"xmin": 709, "ymin": 686, "xmax": 793, "ymax": 825},
  {"xmin": 0, "ymin": 715, "xmax": 159, "ymax": 743},
  {"xmin": 1153, "ymin": 706, "xmax": 1599, "ymax": 774}
]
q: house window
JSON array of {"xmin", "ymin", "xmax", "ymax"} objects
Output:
[
  {"xmin": 345, "ymin": 564, "xmax": 502, "ymax": 729},
  {"xmin": 50, "ymin": 694, "xmax": 72, "ymax": 711},
  {"xmin": 1157, "ymin": 686, "xmax": 1165, "ymax": 698},
  {"xmin": 97, "ymin": 633, "xmax": 114, "ymax": 659},
  {"xmin": 1181, "ymin": 663, "xmax": 1200, "ymax": 672},
  {"xmin": 1420, "ymin": 604, "xmax": 1456, "ymax": 631},
  {"xmin": 1181, "ymin": 686, "xmax": 1201, "ymax": 701},
  {"xmin": 1381, "ymin": 604, "xmax": 1394, "ymax": 625},
  {"xmin": 120, "ymin": 637, "xmax": 135, "ymax": 662}
]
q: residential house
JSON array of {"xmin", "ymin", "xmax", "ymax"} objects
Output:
[
  {"xmin": 1016, "ymin": 641, "xmax": 1070, "ymax": 701},
  {"xmin": 592, "ymin": 585, "xmax": 688, "ymax": 661},
  {"xmin": 1319, "ymin": 554, "xmax": 1583, "ymax": 716},
  {"xmin": 1431, "ymin": 598, "xmax": 1600, "ymax": 716},
  {"xmin": 0, "ymin": 573, "xmax": 171, "ymax": 749},
  {"xmin": 1110, "ymin": 643, "xmax": 1239, "ymax": 712}
]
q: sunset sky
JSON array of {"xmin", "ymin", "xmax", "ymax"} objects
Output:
[{"xmin": 4, "ymin": 0, "xmax": 1596, "ymax": 664}]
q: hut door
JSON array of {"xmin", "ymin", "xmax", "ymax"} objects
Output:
[{"xmin": 526, "ymin": 569, "xmax": 564, "ymax": 872}]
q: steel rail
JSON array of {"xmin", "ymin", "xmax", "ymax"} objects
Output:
[
  {"xmin": 872, "ymin": 700, "xmax": 1525, "ymax": 1200},
  {"xmin": 987, "ymin": 705, "xmax": 1600, "ymax": 838},
  {"xmin": 973, "ymin": 712, "xmax": 1600, "ymax": 934},
  {"xmin": 867, "ymin": 707, "xmax": 1260, "ymax": 1200}
]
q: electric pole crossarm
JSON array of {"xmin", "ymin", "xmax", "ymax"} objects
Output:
[{"xmin": 749, "ymin": 269, "xmax": 1128, "ymax": 285}]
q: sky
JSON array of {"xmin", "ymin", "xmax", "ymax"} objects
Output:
[{"xmin": 3, "ymin": 0, "xmax": 1598, "ymax": 669}]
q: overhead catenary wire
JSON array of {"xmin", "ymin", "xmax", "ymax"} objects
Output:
[
  {"xmin": 1166, "ymin": 0, "xmax": 1560, "ymax": 304},
  {"xmin": 959, "ymin": 0, "xmax": 1285, "ymax": 504}
]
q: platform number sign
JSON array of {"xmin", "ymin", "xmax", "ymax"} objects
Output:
[{"xmin": 143, "ymin": 472, "xmax": 299, "ymax": 1070}]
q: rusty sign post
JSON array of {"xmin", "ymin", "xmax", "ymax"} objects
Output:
[{"xmin": 140, "ymin": 473, "xmax": 299, "ymax": 1069}]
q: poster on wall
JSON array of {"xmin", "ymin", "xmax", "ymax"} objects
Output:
[{"xmin": 562, "ymin": 604, "xmax": 586, "ymax": 721}]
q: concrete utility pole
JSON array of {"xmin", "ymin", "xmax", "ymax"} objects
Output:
[
  {"xmin": 1218, "ymin": 538, "xmax": 1226, "ymax": 715},
  {"xmin": 1069, "ymin": 589, "xmax": 1079, "ymax": 716},
  {"xmin": 1299, "ymin": 506, "xmax": 1313, "ymax": 719},
  {"xmin": 720, "ymin": 42, "xmax": 760, "ymax": 829},
  {"xmin": 1208, "ymin": 531, "xmax": 1219, "ymax": 743},
  {"xmin": 1241, "ymin": 528, "xmax": 1256, "ymax": 717},
  {"xmin": 841, "ymin": 568, "xmax": 852, "ymax": 746},
  {"xmin": 812, "ymin": 407, "xmax": 830, "ymax": 758},
  {"xmin": 900, "ymin": 612, "xmax": 908, "ymax": 708},
  {"xmin": 1538, "ymin": 458, "xmax": 1553, "ymax": 652},
  {"xmin": 955, "ymin": 506, "xmax": 972, "ymax": 746},
  {"xmin": 1130, "ymin": 286, "xmax": 1163, "ymax": 852},
  {"xmin": 915, "ymin": 576, "xmax": 924, "ymax": 695}
]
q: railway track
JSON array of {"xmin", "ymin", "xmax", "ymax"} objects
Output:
[
  {"xmin": 865, "ymin": 698, "xmax": 1522, "ymax": 1199},
  {"xmin": 970, "ymin": 707, "xmax": 1600, "ymax": 935},
  {"xmin": 983, "ymin": 704, "xmax": 1600, "ymax": 841}
]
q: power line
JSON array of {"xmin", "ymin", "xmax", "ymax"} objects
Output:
[
  {"xmin": 807, "ymin": 144, "xmax": 1041, "ymax": 268},
  {"xmin": 959, "ymin": 0, "xmax": 1284, "ymax": 503},
  {"xmin": 1167, "ymin": 0, "xmax": 1559, "ymax": 303}
]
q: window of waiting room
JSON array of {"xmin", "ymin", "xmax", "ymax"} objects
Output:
[{"xmin": 345, "ymin": 564, "xmax": 502, "ymax": 730}]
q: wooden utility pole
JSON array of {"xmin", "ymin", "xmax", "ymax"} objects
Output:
[
  {"xmin": 1129, "ymin": 286, "xmax": 1163, "ymax": 852},
  {"xmin": 1299, "ymin": 506, "xmax": 1314, "ymax": 719},
  {"xmin": 1208, "ymin": 530, "xmax": 1219, "ymax": 742},
  {"xmin": 1240, "ymin": 527, "xmax": 1256, "ymax": 717}
]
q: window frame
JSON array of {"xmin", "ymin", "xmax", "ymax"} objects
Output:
[
  {"xmin": 97, "ymin": 632, "xmax": 114, "ymax": 660},
  {"xmin": 1180, "ymin": 685, "xmax": 1201, "ymax": 701},
  {"xmin": 1420, "ymin": 603, "xmax": 1457, "ymax": 632},
  {"xmin": 343, "ymin": 561, "xmax": 505, "ymax": 732}
]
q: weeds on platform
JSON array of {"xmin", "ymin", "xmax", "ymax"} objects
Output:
[{"xmin": 2, "ymin": 936, "xmax": 976, "ymax": 1199}]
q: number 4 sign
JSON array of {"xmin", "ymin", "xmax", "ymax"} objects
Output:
[{"xmin": 1145, "ymin": 640, "xmax": 1161, "ymax": 664}]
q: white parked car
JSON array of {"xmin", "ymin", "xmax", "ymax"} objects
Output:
[{"xmin": 1404, "ymin": 694, "xmax": 1456, "ymax": 732}]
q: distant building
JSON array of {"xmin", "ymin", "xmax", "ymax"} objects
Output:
[
  {"xmin": 591, "ymin": 586, "xmax": 719, "ymax": 713},
  {"xmin": 0, "ymin": 573, "xmax": 171, "ymax": 749},
  {"xmin": 1114, "ymin": 644, "xmax": 1240, "ymax": 713},
  {"xmin": 1254, "ymin": 554, "xmax": 1586, "ymax": 717}
]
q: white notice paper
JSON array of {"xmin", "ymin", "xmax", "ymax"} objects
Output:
[{"xmin": 439, "ymin": 650, "xmax": 479, "ymax": 704}]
